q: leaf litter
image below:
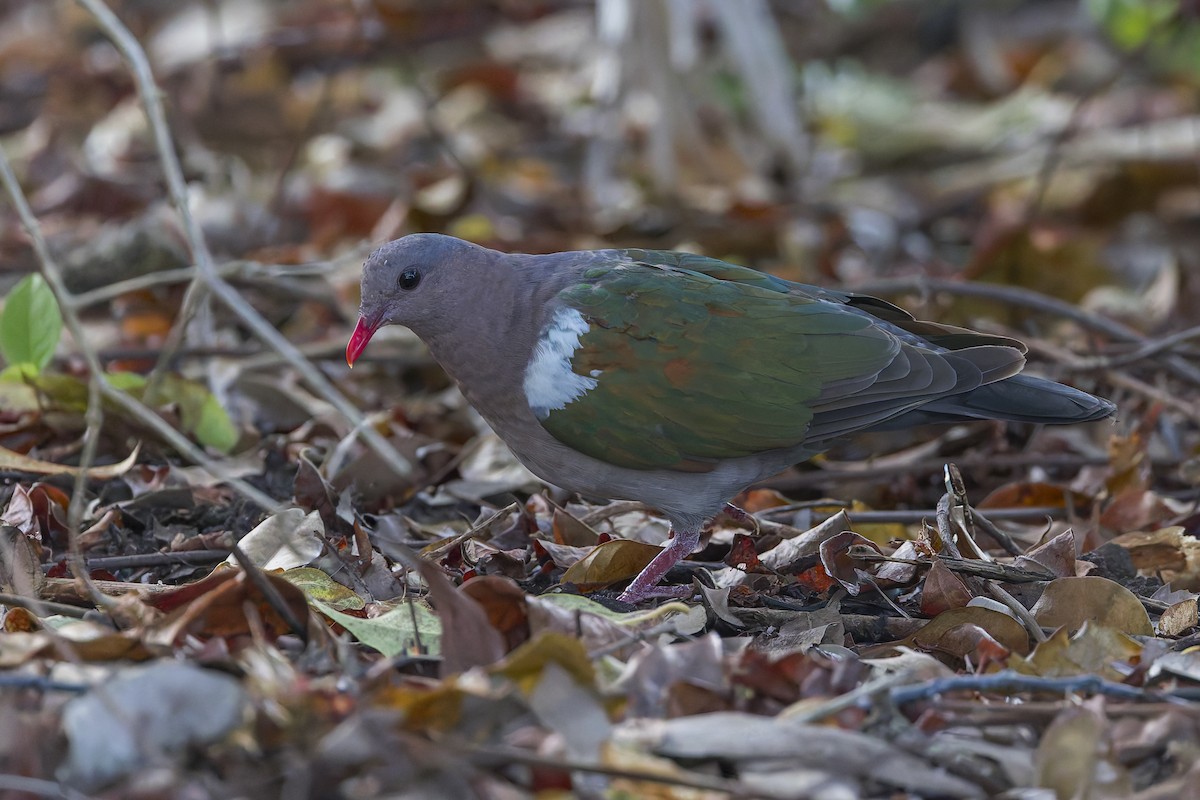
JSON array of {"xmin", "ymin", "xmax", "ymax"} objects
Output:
[{"xmin": 2, "ymin": 1, "xmax": 1200, "ymax": 798}]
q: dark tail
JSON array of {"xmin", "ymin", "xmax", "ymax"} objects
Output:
[{"xmin": 874, "ymin": 374, "xmax": 1115, "ymax": 429}]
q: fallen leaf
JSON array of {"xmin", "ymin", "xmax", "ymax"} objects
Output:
[
  {"xmin": 315, "ymin": 598, "xmax": 441, "ymax": 657},
  {"xmin": 283, "ymin": 566, "xmax": 365, "ymax": 611},
  {"xmin": 228, "ymin": 508, "xmax": 325, "ymax": 571},
  {"xmin": 0, "ymin": 443, "xmax": 140, "ymax": 478},
  {"xmin": 920, "ymin": 560, "xmax": 974, "ymax": 616},
  {"xmin": 560, "ymin": 538, "xmax": 664, "ymax": 590},
  {"xmin": 1031, "ymin": 576, "xmax": 1153, "ymax": 636},
  {"xmin": 911, "ymin": 606, "xmax": 1031, "ymax": 656},
  {"xmin": 1158, "ymin": 597, "xmax": 1198, "ymax": 637}
]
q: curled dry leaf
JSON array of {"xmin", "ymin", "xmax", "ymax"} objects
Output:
[
  {"xmin": 150, "ymin": 568, "xmax": 311, "ymax": 647},
  {"xmin": 819, "ymin": 530, "xmax": 882, "ymax": 596},
  {"xmin": 229, "ymin": 508, "xmax": 325, "ymax": 571},
  {"xmin": 1110, "ymin": 525, "xmax": 1196, "ymax": 578},
  {"xmin": 919, "ymin": 559, "xmax": 974, "ymax": 616},
  {"xmin": 460, "ymin": 574, "xmax": 530, "ymax": 651},
  {"xmin": 1018, "ymin": 529, "xmax": 1077, "ymax": 578},
  {"xmin": 0, "ymin": 442, "xmax": 140, "ymax": 478},
  {"xmin": 1157, "ymin": 597, "xmax": 1198, "ymax": 637}
]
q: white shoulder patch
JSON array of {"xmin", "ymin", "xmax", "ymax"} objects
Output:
[{"xmin": 524, "ymin": 307, "xmax": 600, "ymax": 419}]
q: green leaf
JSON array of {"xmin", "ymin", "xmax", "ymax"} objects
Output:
[
  {"xmin": 157, "ymin": 375, "xmax": 239, "ymax": 453},
  {"xmin": 0, "ymin": 274, "xmax": 62, "ymax": 373},
  {"xmin": 105, "ymin": 371, "xmax": 147, "ymax": 391},
  {"xmin": 283, "ymin": 567, "xmax": 365, "ymax": 611},
  {"xmin": 314, "ymin": 598, "xmax": 442, "ymax": 657},
  {"xmin": 193, "ymin": 392, "xmax": 239, "ymax": 453}
]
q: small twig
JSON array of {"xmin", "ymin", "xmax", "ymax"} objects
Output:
[
  {"xmin": 419, "ymin": 503, "xmax": 520, "ymax": 560},
  {"xmin": 1074, "ymin": 324, "xmax": 1200, "ymax": 370},
  {"xmin": 853, "ymin": 276, "xmax": 1200, "ymax": 387},
  {"xmin": 226, "ymin": 543, "xmax": 308, "ymax": 641},
  {"xmin": 0, "ymin": 675, "xmax": 91, "ymax": 693},
  {"xmin": 65, "ymin": 375, "xmax": 111, "ymax": 610},
  {"xmin": 579, "ymin": 500, "xmax": 658, "ymax": 527},
  {"xmin": 46, "ymin": 551, "xmax": 228, "ymax": 572},
  {"xmin": 0, "ymin": 592, "xmax": 91, "ymax": 619},
  {"xmin": 889, "ymin": 671, "xmax": 1182, "ymax": 706},
  {"xmin": 850, "ymin": 551, "xmax": 1055, "ymax": 584},
  {"xmin": 70, "ymin": 260, "xmax": 251, "ymax": 308},
  {"xmin": 984, "ymin": 581, "xmax": 1048, "ymax": 644}
]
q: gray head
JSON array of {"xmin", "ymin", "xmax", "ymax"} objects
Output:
[{"xmin": 346, "ymin": 233, "xmax": 501, "ymax": 365}]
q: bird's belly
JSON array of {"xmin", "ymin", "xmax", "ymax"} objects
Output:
[{"xmin": 507, "ymin": 429, "xmax": 793, "ymax": 523}]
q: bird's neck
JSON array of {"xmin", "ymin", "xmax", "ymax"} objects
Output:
[{"xmin": 420, "ymin": 253, "xmax": 567, "ymax": 429}]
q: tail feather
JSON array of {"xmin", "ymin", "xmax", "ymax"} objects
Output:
[{"xmin": 871, "ymin": 374, "xmax": 1115, "ymax": 430}]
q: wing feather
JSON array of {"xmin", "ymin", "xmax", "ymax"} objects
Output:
[{"xmin": 529, "ymin": 252, "xmax": 1023, "ymax": 471}]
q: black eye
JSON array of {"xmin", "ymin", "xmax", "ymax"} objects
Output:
[{"xmin": 398, "ymin": 268, "xmax": 420, "ymax": 290}]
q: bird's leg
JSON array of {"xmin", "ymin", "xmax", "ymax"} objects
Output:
[{"xmin": 617, "ymin": 527, "xmax": 701, "ymax": 603}]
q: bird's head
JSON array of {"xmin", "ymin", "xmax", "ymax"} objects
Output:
[{"xmin": 346, "ymin": 233, "xmax": 495, "ymax": 366}]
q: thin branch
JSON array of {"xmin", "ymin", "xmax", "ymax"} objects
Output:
[
  {"xmin": 1073, "ymin": 324, "xmax": 1200, "ymax": 370},
  {"xmin": 890, "ymin": 671, "xmax": 1184, "ymax": 706},
  {"xmin": 74, "ymin": 0, "xmax": 413, "ymax": 479},
  {"xmin": 47, "ymin": 551, "xmax": 229, "ymax": 572},
  {"xmin": 852, "ymin": 276, "xmax": 1200, "ymax": 387},
  {"xmin": 65, "ymin": 375, "xmax": 110, "ymax": 608},
  {"xmin": 0, "ymin": 147, "xmax": 281, "ymax": 512}
]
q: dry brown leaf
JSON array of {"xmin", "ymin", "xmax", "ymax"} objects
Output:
[
  {"xmin": 819, "ymin": 530, "xmax": 882, "ymax": 596},
  {"xmin": 560, "ymin": 539, "xmax": 663, "ymax": 590},
  {"xmin": 919, "ymin": 559, "xmax": 974, "ymax": 616},
  {"xmin": 1034, "ymin": 706, "xmax": 1106, "ymax": 799},
  {"xmin": 460, "ymin": 575, "xmax": 530, "ymax": 651},
  {"xmin": 1158, "ymin": 597, "xmax": 1199, "ymax": 637},
  {"xmin": 1109, "ymin": 526, "xmax": 1191, "ymax": 572},
  {"xmin": 551, "ymin": 508, "xmax": 599, "ymax": 547},
  {"xmin": 1018, "ymin": 529, "xmax": 1077, "ymax": 578},
  {"xmin": 1018, "ymin": 624, "xmax": 1143, "ymax": 681},
  {"xmin": 0, "ymin": 443, "xmax": 140, "ymax": 478},
  {"xmin": 1031, "ymin": 576, "xmax": 1153, "ymax": 636},
  {"xmin": 911, "ymin": 606, "xmax": 1031, "ymax": 656},
  {"xmin": 980, "ymin": 481, "xmax": 1070, "ymax": 510}
]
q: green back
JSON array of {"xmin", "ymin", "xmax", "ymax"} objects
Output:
[{"xmin": 533, "ymin": 251, "xmax": 901, "ymax": 471}]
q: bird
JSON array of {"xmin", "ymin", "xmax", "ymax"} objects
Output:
[{"xmin": 346, "ymin": 233, "xmax": 1115, "ymax": 603}]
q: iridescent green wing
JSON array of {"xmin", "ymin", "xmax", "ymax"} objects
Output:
[{"xmin": 531, "ymin": 251, "xmax": 903, "ymax": 471}]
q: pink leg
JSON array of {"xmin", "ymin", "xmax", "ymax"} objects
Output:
[{"xmin": 617, "ymin": 527, "xmax": 701, "ymax": 603}]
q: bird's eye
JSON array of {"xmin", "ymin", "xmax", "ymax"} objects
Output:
[{"xmin": 398, "ymin": 268, "xmax": 421, "ymax": 290}]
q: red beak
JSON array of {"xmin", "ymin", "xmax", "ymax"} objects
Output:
[{"xmin": 346, "ymin": 317, "xmax": 379, "ymax": 367}]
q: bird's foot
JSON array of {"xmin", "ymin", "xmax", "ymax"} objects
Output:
[
  {"xmin": 617, "ymin": 527, "xmax": 701, "ymax": 604},
  {"xmin": 621, "ymin": 584, "xmax": 694, "ymax": 602},
  {"xmin": 723, "ymin": 503, "xmax": 750, "ymax": 522}
]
